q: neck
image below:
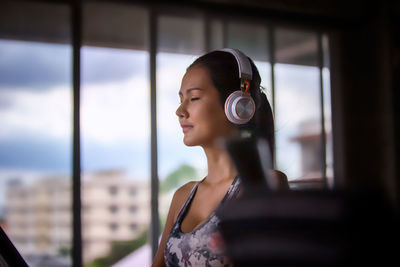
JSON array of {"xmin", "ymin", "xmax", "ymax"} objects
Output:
[{"xmin": 202, "ymin": 142, "xmax": 237, "ymax": 185}]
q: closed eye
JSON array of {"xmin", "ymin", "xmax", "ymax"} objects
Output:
[{"xmin": 191, "ymin": 97, "xmax": 200, "ymax": 101}]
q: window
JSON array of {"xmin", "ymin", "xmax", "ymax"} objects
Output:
[
  {"xmin": 109, "ymin": 223, "xmax": 118, "ymax": 231},
  {"xmin": 0, "ymin": 2, "xmax": 333, "ymax": 266},
  {"xmin": 274, "ymin": 28, "xmax": 331, "ymax": 189},
  {"xmin": 157, "ymin": 13, "xmax": 207, "ymax": 235},
  {"xmin": 0, "ymin": 2, "xmax": 72, "ymax": 266},
  {"xmin": 109, "ymin": 205, "xmax": 118, "ymax": 214},
  {"xmin": 129, "ymin": 187, "xmax": 137, "ymax": 196},
  {"xmin": 81, "ymin": 2, "xmax": 150, "ymax": 265},
  {"xmin": 129, "ymin": 206, "xmax": 138, "ymax": 214},
  {"xmin": 226, "ymin": 21, "xmax": 272, "ymax": 102},
  {"xmin": 130, "ymin": 223, "xmax": 138, "ymax": 231},
  {"xmin": 108, "ymin": 186, "xmax": 118, "ymax": 196}
]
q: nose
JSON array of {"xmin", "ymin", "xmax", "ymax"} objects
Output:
[{"xmin": 176, "ymin": 101, "xmax": 188, "ymax": 119}]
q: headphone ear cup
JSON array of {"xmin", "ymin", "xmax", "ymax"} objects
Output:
[{"xmin": 225, "ymin": 90, "xmax": 256, "ymax": 125}]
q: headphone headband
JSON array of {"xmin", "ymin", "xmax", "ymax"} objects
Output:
[
  {"xmin": 218, "ymin": 48, "xmax": 256, "ymax": 125},
  {"xmin": 219, "ymin": 48, "xmax": 253, "ymax": 81}
]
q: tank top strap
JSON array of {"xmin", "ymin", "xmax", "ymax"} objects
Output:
[
  {"xmin": 174, "ymin": 180, "xmax": 201, "ymax": 224},
  {"xmin": 220, "ymin": 175, "xmax": 241, "ymax": 205},
  {"xmin": 174, "ymin": 176, "xmax": 240, "ymax": 224}
]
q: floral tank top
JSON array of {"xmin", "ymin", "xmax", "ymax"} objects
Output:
[{"xmin": 164, "ymin": 176, "xmax": 241, "ymax": 267}]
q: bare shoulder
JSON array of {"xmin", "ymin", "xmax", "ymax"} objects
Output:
[
  {"xmin": 172, "ymin": 181, "xmax": 197, "ymax": 203},
  {"xmin": 152, "ymin": 181, "xmax": 197, "ymax": 267},
  {"xmin": 170, "ymin": 181, "xmax": 198, "ymax": 219}
]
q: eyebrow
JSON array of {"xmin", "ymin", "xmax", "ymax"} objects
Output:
[{"xmin": 179, "ymin": 87, "xmax": 203, "ymax": 96}]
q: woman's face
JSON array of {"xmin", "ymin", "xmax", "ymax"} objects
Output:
[{"xmin": 176, "ymin": 66, "xmax": 237, "ymax": 147}]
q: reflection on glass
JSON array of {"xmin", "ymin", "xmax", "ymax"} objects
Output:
[
  {"xmin": 210, "ymin": 19, "xmax": 223, "ymax": 51},
  {"xmin": 158, "ymin": 15, "xmax": 205, "ymax": 55},
  {"xmin": 81, "ymin": 46, "xmax": 150, "ymax": 266},
  {"xmin": 274, "ymin": 29, "xmax": 322, "ymax": 182},
  {"xmin": 227, "ymin": 21, "xmax": 269, "ymax": 61},
  {"xmin": 0, "ymin": 39, "xmax": 72, "ymax": 266}
]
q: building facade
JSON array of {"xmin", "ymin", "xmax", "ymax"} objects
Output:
[{"xmin": 5, "ymin": 170, "xmax": 150, "ymax": 263}]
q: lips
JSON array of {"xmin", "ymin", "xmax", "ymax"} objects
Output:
[{"xmin": 180, "ymin": 124, "xmax": 193, "ymax": 133}]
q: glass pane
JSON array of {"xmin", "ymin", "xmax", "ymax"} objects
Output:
[
  {"xmin": 227, "ymin": 21, "xmax": 269, "ymax": 62},
  {"xmin": 0, "ymin": 2, "xmax": 72, "ymax": 266},
  {"xmin": 157, "ymin": 15, "xmax": 206, "ymax": 235},
  {"xmin": 81, "ymin": 47, "xmax": 150, "ymax": 267},
  {"xmin": 210, "ymin": 19, "xmax": 223, "ymax": 51},
  {"xmin": 158, "ymin": 15, "xmax": 205, "ymax": 55},
  {"xmin": 274, "ymin": 28, "xmax": 322, "ymax": 183},
  {"xmin": 81, "ymin": 3, "xmax": 150, "ymax": 266},
  {"xmin": 275, "ymin": 28, "xmax": 318, "ymax": 66},
  {"xmin": 0, "ymin": 40, "xmax": 72, "ymax": 266},
  {"xmin": 82, "ymin": 2, "xmax": 148, "ymax": 50}
]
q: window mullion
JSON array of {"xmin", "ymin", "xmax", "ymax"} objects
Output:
[
  {"xmin": 268, "ymin": 25, "xmax": 277, "ymax": 169},
  {"xmin": 149, "ymin": 6, "xmax": 160, "ymax": 260},
  {"xmin": 72, "ymin": 0, "xmax": 83, "ymax": 266},
  {"xmin": 318, "ymin": 31, "xmax": 328, "ymax": 189}
]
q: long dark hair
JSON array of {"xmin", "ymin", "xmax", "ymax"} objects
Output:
[{"xmin": 187, "ymin": 50, "xmax": 275, "ymax": 160}]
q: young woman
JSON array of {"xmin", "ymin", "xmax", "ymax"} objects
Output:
[{"xmin": 152, "ymin": 49, "xmax": 288, "ymax": 267}]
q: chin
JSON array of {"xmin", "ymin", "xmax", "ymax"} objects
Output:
[{"xmin": 183, "ymin": 137, "xmax": 198, "ymax": 147}]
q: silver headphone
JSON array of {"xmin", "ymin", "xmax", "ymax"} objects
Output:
[{"xmin": 219, "ymin": 48, "xmax": 256, "ymax": 125}]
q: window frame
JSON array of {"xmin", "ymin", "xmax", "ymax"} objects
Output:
[{"xmin": 1, "ymin": 1, "xmax": 334, "ymax": 266}]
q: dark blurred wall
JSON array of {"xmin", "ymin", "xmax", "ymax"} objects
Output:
[
  {"xmin": 197, "ymin": 0, "xmax": 400, "ymax": 207},
  {"xmin": 327, "ymin": 0, "xmax": 399, "ymax": 206}
]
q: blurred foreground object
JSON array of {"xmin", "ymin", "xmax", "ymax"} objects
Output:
[
  {"xmin": 223, "ymin": 130, "xmax": 276, "ymax": 191},
  {"xmin": 0, "ymin": 226, "xmax": 29, "ymax": 267},
  {"xmin": 221, "ymin": 131, "xmax": 399, "ymax": 266}
]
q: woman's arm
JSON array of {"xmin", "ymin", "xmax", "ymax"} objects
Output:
[{"xmin": 152, "ymin": 182, "xmax": 196, "ymax": 267}]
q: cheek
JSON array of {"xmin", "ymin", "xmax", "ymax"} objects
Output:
[
  {"xmin": 198, "ymin": 100, "xmax": 224, "ymax": 120},
  {"xmin": 201, "ymin": 102, "xmax": 229, "ymax": 132}
]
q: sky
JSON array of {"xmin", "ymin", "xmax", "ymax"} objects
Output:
[{"xmin": 0, "ymin": 39, "xmax": 330, "ymax": 207}]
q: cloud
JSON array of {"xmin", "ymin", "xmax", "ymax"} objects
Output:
[
  {"xmin": 81, "ymin": 140, "xmax": 150, "ymax": 177},
  {"xmin": 0, "ymin": 40, "xmax": 71, "ymax": 90},
  {"xmin": 82, "ymin": 46, "xmax": 148, "ymax": 85},
  {"xmin": 0, "ymin": 134, "xmax": 71, "ymax": 172},
  {"xmin": 0, "ymin": 127, "xmax": 152, "ymax": 177},
  {"xmin": 0, "ymin": 86, "xmax": 72, "ymax": 140},
  {"xmin": 0, "ymin": 46, "xmax": 329, "ymax": 181},
  {"xmin": 0, "ymin": 40, "xmax": 147, "ymax": 90},
  {"xmin": 0, "ymin": 50, "xmax": 164, "ymax": 176},
  {"xmin": 0, "ymin": 68, "xmax": 152, "ymax": 175},
  {"xmin": 81, "ymin": 75, "xmax": 150, "ymax": 144},
  {"xmin": 0, "ymin": 70, "xmax": 150, "ymax": 145}
]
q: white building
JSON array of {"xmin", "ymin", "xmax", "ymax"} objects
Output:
[
  {"xmin": 5, "ymin": 169, "xmax": 150, "ymax": 263},
  {"xmin": 82, "ymin": 170, "xmax": 150, "ymax": 262}
]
